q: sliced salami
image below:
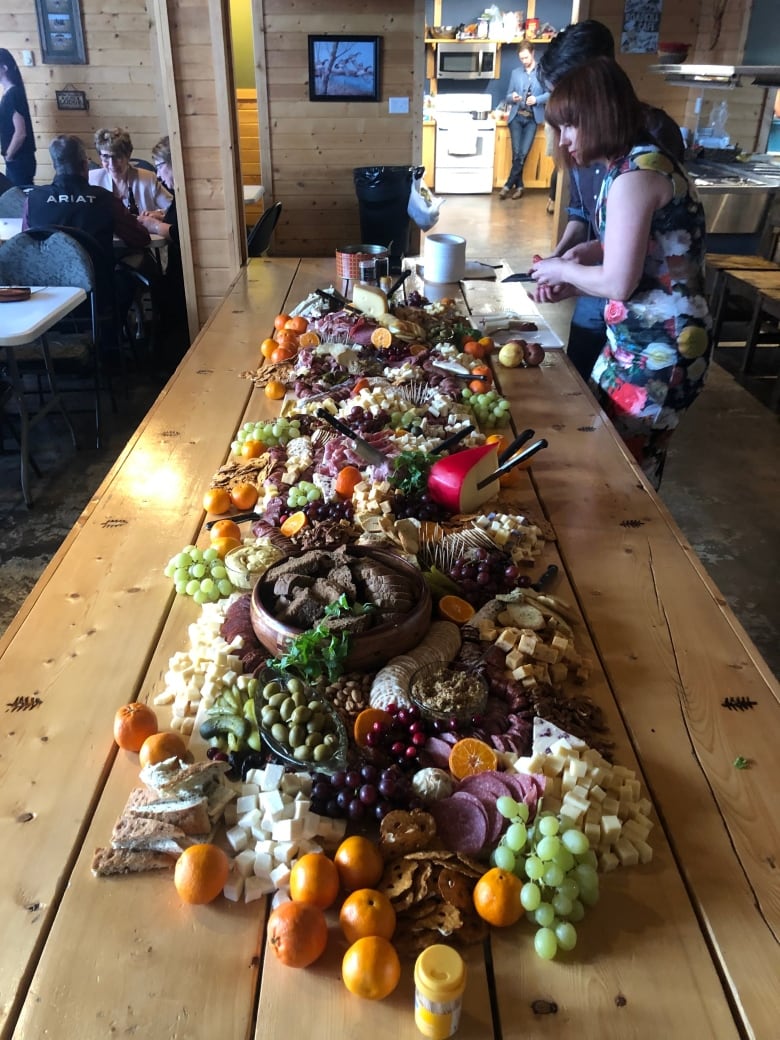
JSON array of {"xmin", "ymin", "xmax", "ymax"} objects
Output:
[
  {"xmin": 430, "ymin": 793, "xmax": 489, "ymax": 856},
  {"xmin": 424, "ymin": 736, "xmax": 454, "ymax": 771}
]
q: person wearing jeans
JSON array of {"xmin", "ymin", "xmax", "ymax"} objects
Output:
[{"xmin": 499, "ymin": 44, "xmax": 548, "ymax": 200}]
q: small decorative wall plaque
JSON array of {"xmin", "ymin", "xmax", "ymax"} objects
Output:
[{"xmin": 55, "ymin": 85, "xmax": 88, "ymax": 110}]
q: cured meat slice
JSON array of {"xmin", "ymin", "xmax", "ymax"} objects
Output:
[{"xmin": 430, "ymin": 793, "xmax": 489, "ymax": 856}]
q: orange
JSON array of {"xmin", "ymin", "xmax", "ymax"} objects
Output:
[
  {"xmin": 274, "ymin": 329, "xmax": 299, "ymax": 350},
  {"xmin": 339, "ymin": 888, "xmax": 396, "ymax": 944},
  {"xmin": 478, "ymin": 335, "xmax": 495, "ymax": 353},
  {"xmin": 463, "ymin": 339, "xmax": 486, "ymax": 359},
  {"xmin": 469, "ymin": 364, "xmax": 493, "ymax": 394},
  {"xmin": 353, "ymin": 707, "xmax": 391, "ymax": 748},
  {"xmin": 438, "ymin": 594, "xmax": 475, "ymax": 625},
  {"xmin": 485, "ymin": 433, "xmax": 508, "ymax": 454},
  {"xmin": 210, "ymin": 518, "xmax": 242, "ymax": 542},
  {"xmin": 113, "ymin": 702, "xmax": 158, "ymax": 752},
  {"xmin": 285, "ymin": 315, "xmax": 308, "ymax": 334},
  {"xmin": 370, "ymin": 327, "xmax": 393, "ymax": 349},
  {"xmin": 240, "ymin": 439, "xmax": 264, "ymax": 459},
  {"xmin": 265, "ymin": 379, "xmax": 286, "ymax": 400},
  {"xmin": 280, "ymin": 510, "xmax": 307, "ymax": 538},
  {"xmin": 334, "ymin": 835, "xmax": 384, "ymax": 893},
  {"xmin": 289, "ymin": 852, "xmax": 340, "ymax": 910},
  {"xmin": 230, "ymin": 481, "xmax": 259, "ymax": 511},
  {"xmin": 270, "ymin": 344, "xmax": 297, "ymax": 365},
  {"xmin": 268, "ymin": 900, "xmax": 329, "ymax": 968},
  {"xmin": 211, "ymin": 535, "xmax": 242, "ymax": 560},
  {"xmin": 203, "ymin": 487, "xmax": 232, "ymax": 515},
  {"xmin": 139, "ymin": 730, "xmax": 187, "ymax": 769},
  {"xmin": 351, "ymin": 377, "xmax": 370, "ymax": 396},
  {"xmin": 298, "ymin": 330, "xmax": 321, "ymax": 348},
  {"xmin": 342, "ymin": 936, "xmax": 401, "ymax": 1000},
  {"xmin": 334, "ymin": 465, "xmax": 362, "ymax": 498},
  {"xmin": 448, "ymin": 737, "xmax": 498, "ymax": 781},
  {"xmin": 274, "ymin": 313, "xmax": 292, "ymax": 331},
  {"xmin": 472, "ymin": 867, "xmax": 523, "ymax": 927},
  {"xmin": 261, "ymin": 337, "xmax": 277, "ymax": 360},
  {"xmin": 174, "ymin": 843, "xmax": 230, "ymax": 905},
  {"xmin": 409, "ymin": 342, "xmax": 427, "ymax": 356}
]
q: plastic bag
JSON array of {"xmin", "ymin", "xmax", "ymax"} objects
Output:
[{"xmin": 408, "ymin": 174, "xmax": 443, "ymax": 232}]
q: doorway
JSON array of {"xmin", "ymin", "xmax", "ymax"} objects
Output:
[{"xmin": 229, "ymin": 0, "xmax": 265, "ymax": 235}]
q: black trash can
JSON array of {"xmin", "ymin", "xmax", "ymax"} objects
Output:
[{"xmin": 353, "ymin": 165, "xmax": 423, "ymax": 269}]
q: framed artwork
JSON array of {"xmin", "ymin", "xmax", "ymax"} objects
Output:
[
  {"xmin": 308, "ymin": 35, "xmax": 381, "ymax": 102},
  {"xmin": 35, "ymin": 0, "xmax": 87, "ymax": 65}
]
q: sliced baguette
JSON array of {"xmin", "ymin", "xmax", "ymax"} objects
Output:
[
  {"xmin": 111, "ymin": 815, "xmax": 191, "ymax": 854},
  {"xmin": 124, "ymin": 787, "xmax": 211, "ymax": 835},
  {"xmin": 91, "ymin": 846, "xmax": 175, "ymax": 877}
]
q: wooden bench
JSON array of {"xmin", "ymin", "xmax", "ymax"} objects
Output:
[{"xmin": 710, "ymin": 268, "xmax": 780, "ymax": 373}]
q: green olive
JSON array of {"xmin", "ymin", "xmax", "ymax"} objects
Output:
[
  {"xmin": 293, "ymin": 745, "xmax": 312, "ymax": 762},
  {"xmin": 261, "ymin": 708, "xmax": 281, "ymax": 727},
  {"xmin": 271, "ymin": 722, "xmax": 289, "ymax": 744},
  {"xmin": 291, "ymin": 690, "xmax": 308, "ymax": 707},
  {"xmin": 291, "ymin": 705, "xmax": 312, "ymax": 725},
  {"xmin": 289, "ymin": 724, "xmax": 307, "ymax": 748},
  {"xmin": 323, "ymin": 732, "xmax": 338, "ymax": 747},
  {"xmin": 279, "ymin": 697, "xmax": 296, "ymax": 722},
  {"xmin": 287, "ymin": 678, "xmax": 305, "ymax": 696},
  {"xmin": 264, "ymin": 681, "xmax": 283, "ymax": 700},
  {"xmin": 313, "ymin": 744, "xmax": 333, "ymax": 762},
  {"xmin": 306, "ymin": 732, "xmax": 323, "ymax": 748},
  {"xmin": 266, "ymin": 690, "xmax": 286, "ymax": 708},
  {"xmin": 308, "ymin": 713, "xmax": 326, "ymax": 733}
]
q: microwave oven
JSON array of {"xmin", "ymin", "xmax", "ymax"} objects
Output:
[{"xmin": 435, "ymin": 42, "xmax": 498, "ymax": 80}]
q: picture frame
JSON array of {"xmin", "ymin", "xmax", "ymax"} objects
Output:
[
  {"xmin": 308, "ymin": 35, "xmax": 381, "ymax": 102},
  {"xmin": 34, "ymin": 0, "xmax": 87, "ymax": 65}
]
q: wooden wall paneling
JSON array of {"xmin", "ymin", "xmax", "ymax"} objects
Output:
[{"xmin": 147, "ymin": 0, "xmax": 199, "ymax": 341}]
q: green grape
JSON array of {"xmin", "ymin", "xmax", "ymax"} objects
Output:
[
  {"xmin": 212, "ymin": 565, "xmax": 227, "ymax": 581},
  {"xmin": 574, "ymin": 863, "xmax": 598, "ymax": 888},
  {"xmin": 536, "ymin": 835, "xmax": 561, "ymax": 861},
  {"xmin": 193, "ymin": 590, "xmax": 207, "ymax": 605},
  {"xmin": 175, "ymin": 581, "xmax": 189, "ymax": 595},
  {"xmin": 230, "ymin": 441, "xmax": 240, "ymax": 454},
  {"xmin": 164, "ymin": 562, "xmax": 176, "ymax": 578},
  {"xmin": 185, "ymin": 579, "xmax": 200, "ymax": 597},
  {"xmin": 218, "ymin": 579, "xmax": 234, "ymax": 597},
  {"xmin": 558, "ymin": 877, "xmax": 580, "ymax": 901},
  {"xmin": 514, "ymin": 802, "xmax": 529, "ymax": 823},
  {"xmin": 579, "ymin": 883, "xmax": 600, "ymax": 908},
  {"xmin": 568, "ymin": 899, "xmax": 586, "ymax": 923},
  {"xmin": 462, "ymin": 388, "xmax": 472, "ymax": 400},
  {"xmin": 496, "ymin": 796, "xmax": 519, "ymax": 819},
  {"xmin": 188, "ymin": 547, "xmax": 203, "ymax": 562},
  {"xmin": 174, "ymin": 552, "xmax": 191, "ymax": 569},
  {"xmin": 534, "ymin": 927, "xmax": 558, "ymax": 960},
  {"xmin": 577, "ymin": 849, "xmax": 598, "ymax": 870},
  {"xmin": 202, "ymin": 547, "xmax": 219, "ymax": 563},
  {"xmin": 543, "ymin": 863, "xmax": 564, "ymax": 888},
  {"xmin": 173, "ymin": 567, "xmax": 189, "ymax": 584},
  {"xmin": 524, "ymin": 855, "xmax": 544, "ymax": 880},
  {"xmin": 555, "ymin": 921, "xmax": 577, "ymax": 952},
  {"xmin": 554, "ymin": 848, "xmax": 575, "ymax": 873},
  {"xmin": 306, "ymin": 488, "xmax": 320, "ymax": 502},
  {"xmin": 493, "ymin": 845, "xmax": 516, "ymax": 872},
  {"xmin": 537, "ymin": 815, "xmax": 560, "ymax": 837},
  {"xmin": 505, "ymin": 822, "xmax": 527, "ymax": 851},
  {"xmin": 562, "ymin": 828, "xmax": 589, "ymax": 855},
  {"xmin": 520, "ymin": 882, "xmax": 541, "ymax": 911},
  {"xmin": 190, "ymin": 563, "xmax": 206, "ymax": 579},
  {"xmin": 534, "ymin": 902, "xmax": 555, "ymax": 928},
  {"xmin": 552, "ymin": 892, "xmax": 573, "ymax": 918},
  {"xmin": 200, "ymin": 578, "xmax": 216, "ymax": 595}
]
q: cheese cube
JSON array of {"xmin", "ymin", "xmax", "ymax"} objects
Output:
[
  {"xmin": 253, "ymin": 852, "xmax": 274, "ymax": 877},
  {"xmin": 271, "ymin": 888, "xmax": 291, "ymax": 910},
  {"xmin": 549, "ymin": 663, "xmax": 569, "ymax": 686},
  {"xmin": 244, "ymin": 768, "xmax": 265, "ymax": 787},
  {"xmin": 273, "ymin": 842, "xmax": 299, "ymax": 866},
  {"xmin": 505, "ymin": 648, "xmax": 526, "ymax": 671},
  {"xmin": 589, "ymin": 784, "xmax": 606, "ymax": 803},
  {"xmin": 634, "ymin": 839, "xmax": 654, "ymax": 864},
  {"xmin": 559, "ymin": 800, "xmax": 585, "ymax": 823},
  {"xmin": 599, "ymin": 851, "xmax": 619, "ymax": 872},
  {"xmin": 511, "ymin": 663, "xmax": 535, "ymax": 681},
  {"xmin": 253, "ymin": 839, "xmax": 274, "ymax": 855},
  {"xmin": 561, "ymin": 772, "xmax": 576, "ymax": 793},
  {"xmin": 638, "ymin": 798, "xmax": 653, "ymax": 817},
  {"xmin": 223, "ymin": 868, "xmax": 245, "ymax": 902},
  {"xmin": 245, "ymin": 875, "xmax": 275, "ymax": 903},
  {"xmin": 602, "ymin": 797, "xmax": 620, "ymax": 816},
  {"xmin": 532, "ymin": 643, "xmax": 560, "ymax": 664},
  {"xmin": 517, "ymin": 632, "xmax": 539, "ymax": 655},
  {"xmin": 495, "ymin": 627, "xmax": 521, "ymax": 652},
  {"xmin": 269, "ymin": 862, "xmax": 292, "ymax": 888},
  {"xmin": 251, "ymin": 819, "xmax": 271, "ymax": 840},
  {"xmin": 566, "ymin": 758, "xmax": 588, "ymax": 779},
  {"xmin": 584, "ymin": 821, "xmax": 601, "ymax": 845},
  {"xmin": 272, "ymin": 817, "xmax": 304, "ymax": 842},
  {"xmin": 259, "ymin": 764, "xmax": 285, "ymax": 791},
  {"xmin": 226, "ymin": 825, "xmax": 249, "ymax": 853},
  {"xmin": 281, "ymin": 773, "xmax": 303, "ymax": 795},
  {"xmin": 600, "ymin": 814, "xmax": 622, "ymax": 843},
  {"xmin": 293, "ymin": 799, "xmax": 311, "ymax": 820},
  {"xmin": 296, "ymin": 774, "xmax": 313, "ymax": 796},
  {"xmin": 234, "ymin": 849, "xmax": 256, "ymax": 878},
  {"xmin": 614, "ymin": 837, "xmax": 639, "ymax": 867},
  {"xmin": 241, "ymin": 783, "xmax": 260, "ymax": 798},
  {"xmin": 572, "ymin": 784, "xmax": 591, "ymax": 802},
  {"xmin": 238, "ymin": 808, "xmax": 262, "ymax": 831}
]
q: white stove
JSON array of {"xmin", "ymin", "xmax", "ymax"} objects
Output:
[{"xmin": 433, "ymin": 93, "xmax": 496, "ymax": 194}]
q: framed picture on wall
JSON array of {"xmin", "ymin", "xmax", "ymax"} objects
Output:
[
  {"xmin": 35, "ymin": 0, "xmax": 87, "ymax": 65},
  {"xmin": 308, "ymin": 35, "xmax": 381, "ymax": 102}
]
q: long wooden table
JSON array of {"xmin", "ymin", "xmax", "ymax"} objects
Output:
[{"xmin": 0, "ymin": 259, "xmax": 777, "ymax": 1039}]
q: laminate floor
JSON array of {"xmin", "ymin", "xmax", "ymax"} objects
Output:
[{"xmin": 1, "ymin": 190, "xmax": 778, "ymax": 681}]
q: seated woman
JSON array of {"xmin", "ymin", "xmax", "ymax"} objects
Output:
[
  {"xmin": 137, "ymin": 136, "xmax": 189, "ymax": 368},
  {"xmin": 88, "ymin": 127, "xmax": 171, "ymax": 214}
]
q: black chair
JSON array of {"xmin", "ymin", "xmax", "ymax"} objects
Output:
[
  {"xmin": 247, "ymin": 202, "xmax": 282, "ymax": 257},
  {"xmin": 0, "ymin": 186, "xmax": 26, "ymax": 217}
]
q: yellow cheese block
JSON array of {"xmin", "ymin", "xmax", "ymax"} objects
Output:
[{"xmin": 352, "ymin": 284, "xmax": 388, "ymax": 317}]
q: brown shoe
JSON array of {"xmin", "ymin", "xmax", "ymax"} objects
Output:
[
  {"xmin": 498, "ymin": 187, "xmax": 510, "ymax": 200},
  {"xmin": 512, "ymin": 188, "xmax": 524, "ymax": 200}
]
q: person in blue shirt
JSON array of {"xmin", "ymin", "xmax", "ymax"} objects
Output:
[
  {"xmin": 498, "ymin": 43, "xmax": 549, "ymax": 201},
  {"xmin": 535, "ymin": 22, "xmax": 684, "ymax": 383}
]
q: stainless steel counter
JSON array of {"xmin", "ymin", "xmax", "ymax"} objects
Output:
[{"xmin": 687, "ymin": 157, "xmax": 780, "ymax": 235}]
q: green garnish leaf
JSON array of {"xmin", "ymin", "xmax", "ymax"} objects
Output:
[
  {"xmin": 733, "ymin": 755, "xmax": 749, "ymax": 770},
  {"xmin": 391, "ymin": 450, "xmax": 434, "ymax": 496}
]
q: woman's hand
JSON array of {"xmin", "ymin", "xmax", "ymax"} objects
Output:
[
  {"xmin": 533, "ymin": 282, "xmax": 578, "ymax": 304},
  {"xmin": 531, "ymin": 256, "xmax": 569, "ymax": 288},
  {"xmin": 562, "ymin": 241, "xmax": 603, "ymax": 265},
  {"xmin": 140, "ymin": 209, "xmax": 165, "ymax": 222}
]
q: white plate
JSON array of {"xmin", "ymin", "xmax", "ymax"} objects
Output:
[
  {"xmin": 415, "ymin": 260, "xmax": 497, "ymax": 282},
  {"xmin": 474, "ymin": 311, "xmax": 564, "ymax": 348}
]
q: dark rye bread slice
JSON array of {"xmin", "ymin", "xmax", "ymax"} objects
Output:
[{"xmin": 91, "ymin": 846, "xmax": 175, "ymax": 877}]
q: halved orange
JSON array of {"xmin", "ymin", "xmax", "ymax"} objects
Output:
[
  {"xmin": 298, "ymin": 330, "xmax": 321, "ymax": 348},
  {"xmin": 280, "ymin": 510, "xmax": 307, "ymax": 538},
  {"xmin": 438, "ymin": 595, "xmax": 475, "ymax": 625},
  {"xmin": 353, "ymin": 707, "xmax": 392, "ymax": 748},
  {"xmin": 448, "ymin": 738, "xmax": 498, "ymax": 781},
  {"xmin": 370, "ymin": 327, "xmax": 393, "ymax": 349}
]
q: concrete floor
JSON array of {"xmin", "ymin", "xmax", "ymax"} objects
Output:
[{"xmin": 1, "ymin": 191, "xmax": 778, "ymax": 679}]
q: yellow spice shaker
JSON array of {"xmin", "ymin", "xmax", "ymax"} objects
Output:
[{"xmin": 414, "ymin": 944, "xmax": 466, "ymax": 1038}]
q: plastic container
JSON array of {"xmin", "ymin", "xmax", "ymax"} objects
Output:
[{"xmin": 414, "ymin": 944, "xmax": 466, "ymax": 1038}]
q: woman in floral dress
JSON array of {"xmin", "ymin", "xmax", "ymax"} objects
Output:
[{"xmin": 531, "ymin": 57, "xmax": 711, "ymax": 488}]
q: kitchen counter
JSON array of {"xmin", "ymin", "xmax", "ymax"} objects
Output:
[
  {"xmin": 685, "ymin": 155, "xmax": 780, "ymax": 238},
  {"xmin": 0, "ymin": 259, "xmax": 777, "ymax": 1038}
]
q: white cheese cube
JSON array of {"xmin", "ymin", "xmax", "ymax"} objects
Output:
[
  {"xmin": 253, "ymin": 839, "xmax": 274, "ymax": 855},
  {"xmin": 271, "ymin": 888, "xmax": 291, "ymax": 910},
  {"xmin": 566, "ymin": 758, "xmax": 588, "ymax": 779},
  {"xmin": 495, "ymin": 627, "xmax": 521, "ymax": 652},
  {"xmin": 226, "ymin": 824, "xmax": 249, "ymax": 853},
  {"xmin": 599, "ymin": 851, "xmax": 620, "ymax": 873},
  {"xmin": 518, "ymin": 632, "xmax": 538, "ymax": 655},
  {"xmin": 634, "ymin": 838, "xmax": 654, "ymax": 864},
  {"xmin": 260, "ymin": 764, "xmax": 285, "ymax": 791},
  {"xmin": 223, "ymin": 868, "xmax": 245, "ymax": 902},
  {"xmin": 259, "ymin": 789, "xmax": 285, "ymax": 818},
  {"xmin": 584, "ymin": 821, "xmax": 601, "ymax": 845},
  {"xmin": 511, "ymin": 663, "xmax": 535, "ymax": 681},
  {"xmin": 270, "ymin": 862, "xmax": 292, "ymax": 888},
  {"xmin": 600, "ymin": 814, "xmax": 622, "ymax": 843},
  {"xmin": 281, "ymin": 773, "xmax": 303, "ymax": 795},
  {"xmin": 276, "ymin": 799, "xmax": 296, "ymax": 821},
  {"xmin": 238, "ymin": 808, "xmax": 263, "ymax": 831},
  {"xmin": 253, "ymin": 852, "xmax": 274, "ymax": 877},
  {"xmin": 561, "ymin": 772, "xmax": 577, "ymax": 793},
  {"xmin": 251, "ymin": 819, "xmax": 272, "ymax": 841},
  {"xmin": 272, "ymin": 817, "xmax": 304, "ymax": 842},
  {"xmin": 244, "ymin": 768, "xmax": 265, "ymax": 787},
  {"xmin": 559, "ymin": 800, "xmax": 584, "ymax": 823},
  {"xmin": 505, "ymin": 648, "xmax": 526, "ymax": 671},
  {"xmin": 296, "ymin": 774, "xmax": 313, "ymax": 796},
  {"xmin": 233, "ymin": 849, "xmax": 256, "ymax": 878},
  {"xmin": 589, "ymin": 784, "xmax": 606, "ymax": 803},
  {"xmin": 585, "ymin": 807, "xmax": 602, "ymax": 826},
  {"xmin": 602, "ymin": 797, "xmax": 620, "ymax": 816},
  {"xmin": 545, "ymin": 754, "xmax": 567, "ymax": 776},
  {"xmin": 614, "ymin": 837, "xmax": 639, "ymax": 867},
  {"xmin": 545, "ymin": 776, "xmax": 562, "ymax": 799},
  {"xmin": 241, "ymin": 783, "xmax": 260, "ymax": 797},
  {"xmin": 245, "ymin": 875, "xmax": 275, "ymax": 903},
  {"xmin": 622, "ymin": 818, "xmax": 651, "ymax": 843},
  {"xmin": 293, "ymin": 799, "xmax": 311, "ymax": 820},
  {"xmin": 572, "ymin": 783, "xmax": 591, "ymax": 801},
  {"xmin": 273, "ymin": 841, "xmax": 299, "ymax": 866},
  {"xmin": 638, "ymin": 797, "xmax": 653, "ymax": 817},
  {"xmin": 302, "ymin": 813, "xmax": 322, "ymax": 838},
  {"xmin": 295, "ymin": 839, "xmax": 323, "ymax": 856}
]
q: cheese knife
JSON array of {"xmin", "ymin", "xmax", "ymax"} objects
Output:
[
  {"xmin": 315, "ymin": 408, "xmax": 387, "ymax": 466},
  {"xmin": 476, "ymin": 438, "xmax": 549, "ymax": 489}
]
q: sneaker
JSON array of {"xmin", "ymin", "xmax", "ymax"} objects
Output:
[
  {"xmin": 546, "ymin": 198, "xmax": 555, "ymax": 214},
  {"xmin": 498, "ymin": 187, "xmax": 511, "ymax": 200},
  {"xmin": 512, "ymin": 188, "xmax": 524, "ymax": 200}
]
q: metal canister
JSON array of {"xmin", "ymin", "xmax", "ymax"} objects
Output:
[{"xmin": 414, "ymin": 944, "xmax": 466, "ymax": 1038}]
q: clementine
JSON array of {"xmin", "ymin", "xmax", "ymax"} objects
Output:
[
  {"xmin": 268, "ymin": 900, "xmax": 329, "ymax": 968},
  {"xmin": 273, "ymin": 313, "xmax": 292, "ymax": 331},
  {"xmin": 437, "ymin": 594, "xmax": 475, "ymax": 625},
  {"xmin": 339, "ymin": 888, "xmax": 396, "ymax": 944},
  {"xmin": 448, "ymin": 737, "xmax": 498, "ymax": 781},
  {"xmin": 334, "ymin": 465, "xmax": 362, "ymax": 498},
  {"xmin": 203, "ymin": 487, "xmax": 232, "ymax": 515},
  {"xmin": 113, "ymin": 702, "xmax": 158, "ymax": 752},
  {"xmin": 469, "ymin": 364, "xmax": 493, "ymax": 394},
  {"xmin": 139, "ymin": 730, "xmax": 187, "ymax": 769},
  {"xmin": 279, "ymin": 510, "xmax": 307, "ymax": 538},
  {"xmin": 334, "ymin": 835, "xmax": 384, "ymax": 892},
  {"xmin": 210, "ymin": 518, "xmax": 242, "ymax": 543},
  {"xmin": 229, "ymin": 482, "xmax": 259, "ymax": 511},
  {"xmin": 264, "ymin": 380, "xmax": 286, "ymax": 401},
  {"xmin": 174, "ymin": 844, "xmax": 230, "ymax": 905},
  {"xmin": 472, "ymin": 867, "xmax": 523, "ymax": 927},
  {"xmin": 270, "ymin": 344, "xmax": 297, "ymax": 365},
  {"xmin": 478, "ymin": 335, "xmax": 495, "ymax": 354},
  {"xmin": 210, "ymin": 535, "xmax": 242, "ymax": 560},
  {"xmin": 342, "ymin": 936, "xmax": 401, "ymax": 1000},
  {"xmin": 289, "ymin": 852, "xmax": 340, "ymax": 910},
  {"xmin": 285, "ymin": 315, "xmax": 308, "ymax": 334},
  {"xmin": 463, "ymin": 339, "xmax": 486, "ymax": 359},
  {"xmin": 261, "ymin": 337, "xmax": 277, "ymax": 360},
  {"xmin": 240, "ymin": 439, "xmax": 264, "ymax": 459},
  {"xmin": 353, "ymin": 707, "xmax": 391, "ymax": 748}
]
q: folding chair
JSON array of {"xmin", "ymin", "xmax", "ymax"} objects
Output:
[{"xmin": 247, "ymin": 202, "xmax": 282, "ymax": 257}]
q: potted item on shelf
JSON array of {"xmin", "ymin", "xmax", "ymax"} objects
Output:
[{"xmin": 658, "ymin": 41, "xmax": 691, "ymax": 64}]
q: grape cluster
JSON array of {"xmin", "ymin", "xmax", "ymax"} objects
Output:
[
  {"xmin": 287, "ymin": 480, "xmax": 322, "ymax": 509},
  {"xmin": 462, "ymin": 387, "xmax": 511, "ymax": 428},
  {"xmin": 343, "ymin": 406, "xmax": 391, "ymax": 434},
  {"xmin": 388, "ymin": 406, "xmax": 424, "ymax": 431},
  {"xmin": 446, "ymin": 546, "xmax": 530, "ymax": 604},
  {"xmin": 304, "ymin": 498, "xmax": 355, "ymax": 523},
  {"xmin": 164, "ymin": 545, "xmax": 234, "ymax": 604},
  {"xmin": 231, "ymin": 416, "xmax": 302, "ymax": 454},
  {"xmin": 392, "ymin": 490, "xmax": 450, "ymax": 522},
  {"xmin": 493, "ymin": 800, "xmax": 599, "ymax": 960},
  {"xmin": 309, "ymin": 762, "xmax": 415, "ymax": 822}
]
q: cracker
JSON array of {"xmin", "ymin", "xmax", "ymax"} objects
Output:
[
  {"xmin": 455, "ymin": 853, "xmax": 489, "ymax": 877},
  {"xmin": 453, "ymin": 912, "xmax": 490, "ymax": 946},
  {"xmin": 379, "ymin": 809, "xmax": 437, "ymax": 856},
  {"xmin": 405, "ymin": 896, "xmax": 439, "ymax": 921},
  {"xmin": 379, "ymin": 857, "xmax": 415, "ymax": 899},
  {"xmin": 411, "ymin": 861, "xmax": 433, "ymax": 902},
  {"xmin": 414, "ymin": 902, "xmax": 462, "ymax": 934},
  {"xmin": 438, "ymin": 867, "xmax": 474, "ymax": 911}
]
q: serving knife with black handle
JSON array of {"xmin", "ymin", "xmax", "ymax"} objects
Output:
[{"xmin": 315, "ymin": 408, "xmax": 387, "ymax": 466}]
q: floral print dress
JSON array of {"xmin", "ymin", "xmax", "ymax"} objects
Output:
[{"xmin": 589, "ymin": 145, "xmax": 712, "ymax": 488}]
